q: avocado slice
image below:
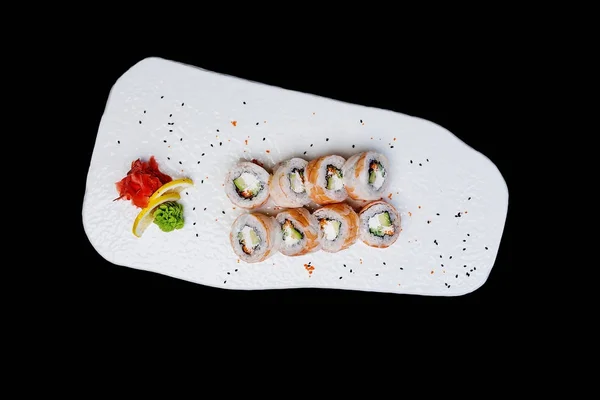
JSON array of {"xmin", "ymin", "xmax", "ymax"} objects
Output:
[
  {"xmin": 369, "ymin": 227, "xmax": 384, "ymax": 237},
  {"xmin": 369, "ymin": 170, "xmax": 377, "ymax": 184},
  {"xmin": 378, "ymin": 212, "xmax": 392, "ymax": 227},
  {"xmin": 233, "ymin": 176, "xmax": 247, "ymax": 191},
  {"xmin": 249, "ymin": 228, "xmax": 260, "ymax": 246},
  {"xmin": 326, "ymin": 176, "xmax": 336, "ymax": 190},
  {"xmin": 331, "ymin": 220, "xmax": 341, "ymax": 237}
]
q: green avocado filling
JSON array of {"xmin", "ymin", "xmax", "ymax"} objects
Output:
[
  {"xmin": 282, "ymin": 219, "xmax": 304, "ymax": 245},
  {"xmin": 153, "ymin": 201, "xmax": 185, "ymax": 232},
  {"xmin": 234, "ymin": 172, "xmax": 263, "ymax": 200},
  {"xmin": 289, "ymin": 168, "xmax": 305, "ymax": 193},
  {"xmin": 368, "ymin": 160, "xmax": 386, "ymax": 188},
  {"xmin": 325, "ymin": 164, "xmax": 343, "ymax": 191},
  {"xmin": 368, "ymin": 211, "xmax": 394, "ymax": 237},
  {"xmin": 237, "ymin": 225, "xmax": 261, "ymax": 255}
]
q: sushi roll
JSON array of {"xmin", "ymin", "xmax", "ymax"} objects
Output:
[
  {"xmin": 305, "ymin": 155, "xmax": 347, "ymax": 205},
  {"xmin": 342, "ymin": 151, "xmax": 390, "ymax": 201},
  {"xmin": 230, "ymin": 212, "xmax": 281, "ymax": 263},
  {"xmin": 358, "ymin": 200, "xmax": 401, "ymax": 248},
  {"xmin": 313, "ymin": 203, "xmax": 359, "ymax": 253},
  {"xmin": 225, "ymin": 161, "xmax": 271, "ymax": 209},
  {"xmin": 275, "ymin": 207, "xmax": 322, "ymax": 256},
  {"xmin": 269, "ymin": 158, "xmax": 311, "ymax": 208}
]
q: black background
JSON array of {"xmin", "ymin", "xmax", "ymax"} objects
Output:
[{"xmin": 74, "ymin": 48, "xmax": 513, "ymax": 307}]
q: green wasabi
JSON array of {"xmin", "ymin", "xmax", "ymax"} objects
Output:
[{"xmin": 153, "ymin": 201, "xmax": 185, "ymax": 232}]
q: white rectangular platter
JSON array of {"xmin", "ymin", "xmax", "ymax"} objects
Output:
[{"xmin": 82, "ymin": 57, "xmax": 508, "ymax": 296}]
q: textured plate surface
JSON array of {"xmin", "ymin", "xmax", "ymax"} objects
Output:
[{"xmin": 82, "ymin": 57, "xmax": 508, "ymax": 296}]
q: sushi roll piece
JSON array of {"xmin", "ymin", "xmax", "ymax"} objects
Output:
[
  {"xmin": 269, "ymin": 158, "xmax": 311, "ymax": 208},
  {"xmin": 342, "ymin": 151, "xmax": 390, "ymax": 201},
  {"xmin": 305, "ymin": 154, "xmax": 347, "ymax": 205},
  {"xmin": 230, "ymin": 212, "xmax": 281, "ymax": 263},
  {"xmin": 358, "ymin": 200, "xmax": 401, "ymax": 248},
  {"xmin": 313, "ymin": 203, "xmax": 359, "ymax": 253},
  {"xmin": 225, "ymin": 161, "xmax": 271, "ymax": 209},
  {"xmin": 275, "ymin": 207, "xmax": 322, "ymax": 256}
]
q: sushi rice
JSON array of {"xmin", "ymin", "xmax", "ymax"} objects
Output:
[
  {"xmin": 305, "ymin": 154, "xmax": 348, "ymax": 205},
  {"xmin": 225, "ymin": 161, "xmax": 271, "ymax": 209},
  {"xmin": 313, "ymin": 203, "xmax": 359, "ymax": 253},
  {"xmin": 358, "ymin": 200, "xmax": 401, "ymax": 248},
  {"xmin": 275, "ymin": 207, "xmax": 322, "ymax": 256},
  {"xmin": 342, "ymin": 151, "xmax": 390, "ymax": 201},
  {"xmin": 230, "ymin": 212, "xmax": 282, "ymax": 263},
  {"xmin": 269, "ymin": 158, "xmax": 311, "ymax": 208}
]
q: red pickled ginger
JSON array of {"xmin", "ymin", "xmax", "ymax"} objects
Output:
[{"xmin": 114, "ymin": 156, "xmax": 172, "ymax": 208}]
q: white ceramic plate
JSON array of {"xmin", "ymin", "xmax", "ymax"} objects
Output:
[{"xmin": 82, "ymin": 57, "xmax": 508, "ymax": 296}]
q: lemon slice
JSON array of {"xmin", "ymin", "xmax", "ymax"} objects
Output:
[
  {"xmin": 148, "ymin": 178, "xmax": 194, "ymax": 203},
  {"xmin": 132, "ymin": 192, "xmax": 181, "ymax": 238}
]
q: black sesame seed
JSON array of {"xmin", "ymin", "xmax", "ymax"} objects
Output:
[
  {"xmin": 375, "ymin": 274, "xmax": 379, "ymax": 276},
  {"xmin": 383, "ymin": 262, "xmax": 386, "ymax": 265},
  {"xmin": 167, "ymin": 157, "xmax": 170, "ymax": 160},
  {"xmin": 436, "ymin": 213, "xmax": 440, "ymax": 216},
  {"xmin": 196, "ymin": 234, "xmax": 198, "ymax": 237},
  {"xmin": 343, "ymin": 264, "xmax": 346, "ymax": 267},
  {"xmin": 216, "ymin": 129, "xmax": 219, "ymax": 132},
  {"xmin": 193, "ymin": 222, "xmax": 196, "ymax": 225},
  {"xmin": 202, "ymin": 153, "xmax": 205, "ymax": 156},
  {"xmin": 466, "ymin": 273, "xmax": 470, "ymax": 277},
  {"xmin": 243, "ymin": 101, "xmax": 246, "ymax": 104},
  {"xmin": 180, "ymin": 138, "xmax": 183, "ymax": 141},
  {"xmin": 400, "ymin": 267, "xmax": 404, "ymax": 270},
  {"xmin": 485, "ymin": 247, "xmax": 488, "ymax": 250},
  {"xmin": 304, "ymin": 151, "xmax": 307, "ymax": 155},
  {"xmin": 463, "ymin": 239, "xmax": 466, "ymax": 242},
  {"xmin": 339, "ymin": 277, "xmax": 342, "ymax": 279},
  {"xmin": 449, "ymin": 256, "xmax": 452, "ymax": 259},
  {"xmin": 310, "ymin": 144, "xmax": 313, "ymax": 147},
  {"xmin": 360, "ymin": 119, "xmax": 363, "ymax": 123},
  {"xmin": 263, "ymin": 138, "xmax": 265, "ymax": 141},
  {"xmin": 352, "ymin": 145, "xmax": 355, "ymax": 148},
  {"xmin": 224, "ymin": 280, "xmax": 227, "ymax": 284},
  {"xmin": 220, "ymin": 142, "xmax": 222, "ymax": 146},
  {"xmin": 427, "ymin": 159, "xmax": 429, "ymax": 162},
  {"xmin": 468, "ymin": 197, "xmax": 471, "ymax": 200},
  {"xmin": 464, "ymin": 265, "xmax": 467, "ymax": 268},
  {"xmin": 179, "ymin": 161, "xmax": 182, "ymax": 164},
  {"xmin": 117, "ymin": 140, "xmax": 120, "ymax": 144},
  {"xmin": 186, "ymin": 192, "xmax": 188, "ymax": 195},
  {"xmin": 143, "ymin": 110, "xmax": 146, "ymax": 113},
  {"xmin": 463, "ymin": 248, "xmax": 466, "ymax": 251},
  {"xmin": 456, "ymin": 274, "xmax": 458, "ymax": 278},
  {"xmin": 350, "ymin": 269, "xmax": 353, "ymax": 273},
  {"xmin": 198, "ymin": 161, "xmax": 200, "ymax": 164},
  {"xmin": 211, "ymin": 144, "xmax": 213, "ymax": 147},
  {"xmin": 470, "ymin": 269, "xmax": 473, "ymax": 272},
  {"xmin": 227, "ymin": 272, "xmax": 231, "ymax": 275},
  {"xmin": 235, "ymin": 269, "xmax": 238, "ymax": 272},
  {"xmin": 181, "ymin": 103, "xmax": 184, "ymax": 106},
  {"xmin": 257, "ymin": 123, "xmax": 260, "ymax": 126},
  {"xmin": 434, "ymin": 240, "xmax": 438, "ymax": 245},
  {"xmin": 222, "ymin": 211, "xmax": 225, "ymax": 214},
  {"xmin": 170, "ymin": 114, "xmax": 172, "ymax": 117},
  {"xmin": 419, "ymin": 163, "xmax": 422, "ymax": 166},
  {"xmin": 204, "ymin": 208, "xmax": 207, "ymax": 210},
  {"xmin": 474, "ymin": 267, "xmax": 477, "ymax": 270},
  {"xmin": 448, "ymin": 285, "xmax": 451, "ymax": 288},
  {"xmin": 201, "ymin": 180, "xmax": 204, "ymax": 183},
  {"xmin": 169, "ymin": 130, "xmax": 173, "ymax": 132},
  {"xmin": 193, "ymin": 207, "xmax": 195, "ymax": 210},
  {"xmin": 164, "ymin": 140, "xmax": 167, "ymax": 143},
  {"xmin": 440, "ymin": 255, "xmax": 442, "ymax": 258},
  {"xmin": 139, "ymin": 120, "xmax": 142, "ymax": 124},
  {"xmin": 391, "ymin": 146, "xmax": 394, "ymax": 148},
  {"xmin": 410, "ymin": 160, "xmax": 413, "ymax": 163},
  {"xmin": 467, "ymin": 233, "xmax": 470, "ymax": 236},
  {"xmin": 326, "ymin": 138, "xmax": 329, "ymax": 141},
  {"xmin": 441, "ymin": 264, "xmax": 444, "ymax": 267},
  {"xmin": 161, "ymin": 95, "xmax": 164, "ymax": 98}
]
